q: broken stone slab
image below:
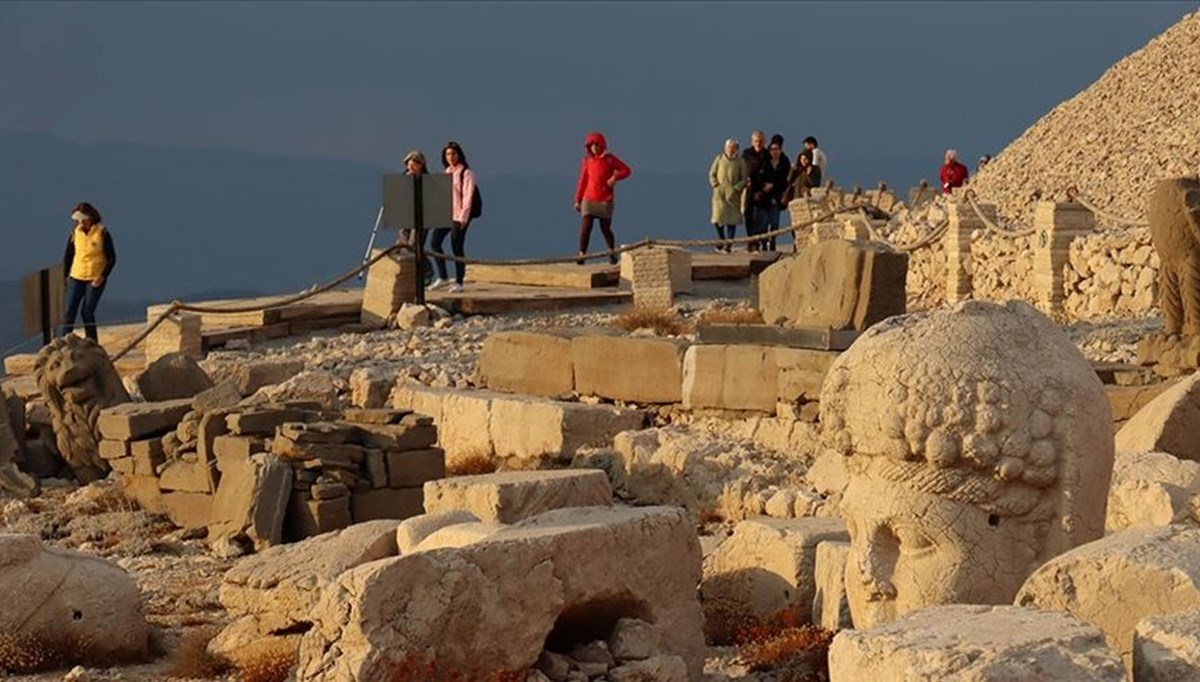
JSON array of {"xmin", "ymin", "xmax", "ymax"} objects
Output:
[
  {"xmin": 161, "ymin": 491, "xmax": 214, "ymax": 529},
  {"xmin": 342, "ymin": 408, "xmax": 412, "ymax": 425},
  {"xmin": 212, "ymin": 520, "xmax": 401, "ymax": 662},
  {"xmin": 1135, "ymin": 609, "xmax": 1200, "ymax": 682},
  {"xmin": 349, "ymin": 366, "xmax": 394, "ymax": 409},
  {"xmin": 284, "ymin": 493, "xmax": 352, "ymax": 540},
  {"xmin": 130, "ymin": 438, "xmax": 166, "ymax": 477},
  {"xmin": 700, "ymin": 517, "xmax": 849, "ymax": 641},
  {"xmin": 354, "ymin": 422, "xmax": 438, "ymax": 452},
  {"xmin": 246, "ymin": 370, "xmax": 342, "ymax": 411},
  {"xmin": 813, "ymin": 540, "xmax": 853, "ymax": 632},
  {"xmin": 571, "ymin": 335, "xmax": 689, "ymax": 404},
  {"xmin": 191, "ymin": 379, "xmax": 243, "ymax": 413},
  {"xmin": 208, "ymin": 453, "xmax": 293, "ymax": 551},
  {"xmin": 234, "ymin": 359, "xmax": 307, "ymax": 397},
  {"xmin": 1115, "ymin": 373, "xmax": 1200, "ymax": 462},
  {"xmin": 488, "ymin": 395, "xmax": 645, "ymax": 468},
  {"xmin": 97, "ymin": 398, "xmax": 193, "ymax": 441},
  {"xmin": 136, "ymin": 352, "xmax": 214, "ymax": 402},
  {"xmin": 477, "ymin": 330, "xmax": 575, "ymax": 398},
  {"xmin": 385, "ymin": 448, "xmax": 445, "ymax": 488},
  {"xmin": 213, "ymin": 434, "xmax": 268, "ymax": 471},
  {"xmin": 226, "ymin": 408, "xmax": 310, "ymax": 436},
  {"xmin": 294, "ymin": 506, "xmax": 705, "ymax": 681},
  {"xmin": 683, "ymin": 344, "xmax": 837, "ymax": 413},
  {"xmin": 828, "ymin": 605, "xmax": 1123, "ymax": 681},
  {"xmin": 278, "ymin": 421, "xmax": 360, "ymax": 445},
  {"xmin": 395, "ymin": 510, "xmax": 480, "ymax": 554},
  {"xmin": 158, "ymin": 459, "xmax": 218, "ymax": 494},
  {"xmin": 1016, "ymin": 525, "xmax": 1200, "ymax": 669},
  {"xmin": 350, "ymin": 487, "xmax": 424, "ymax": 524},
  {"xmin": 0, "ymin": 534, "xmax": 151, "ymax": 665},
  {"xmin": 1107, "ymin": 451, "xmax": 1200, "ymax": 532},
  {"xmin": 423, "ymin": 470, "xmax": 613, "ymax": 523}
]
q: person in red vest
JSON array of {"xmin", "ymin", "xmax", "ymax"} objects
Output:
[
  {"xmin": 940, "ymin": 149, "xmax": 970, "ymax": 194},
  {"xmin": 574, "ymin": 131, "xmax": 631, "ymax": 265}
]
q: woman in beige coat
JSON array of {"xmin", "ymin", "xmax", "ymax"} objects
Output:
[{"xmin": 710, "ymin": 138, "xmax": 749, "ymax": 253}]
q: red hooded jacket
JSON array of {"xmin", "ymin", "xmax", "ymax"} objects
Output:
[
  {"xmin": 574, "ymin": 132, "xmax": 631, "ymax": 204},
  {"xmin": 940, "ymin": 160, "xmax": 969, "ymax": 194}
]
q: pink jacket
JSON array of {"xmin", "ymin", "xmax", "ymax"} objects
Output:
[{"xmin": 447, "ymin": 165, "xmax": 476, "ymax": 225}]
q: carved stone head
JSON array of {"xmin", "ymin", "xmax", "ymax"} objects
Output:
[
  {"xmin": 820, "ymin": 300, "xmax": 1113, "ymax": 628},
  {"xmin": 33, "ymin": 336, "xmax": 130, "ymax": 482}
]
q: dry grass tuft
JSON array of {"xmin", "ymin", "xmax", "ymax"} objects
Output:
[
  {"xmin": 696, "ymin": 306, "xmax": 764, "ymax": 326},
  {"xmin": 447, "ymin": 452, "xmax": 498, "ymax": 477},
  {"xmin": 614, "ymin": 308, "xmax": 689, "ymax": 336},
  {"xmin": 385, "ymin": 655, "xmax": 525, "ymax": 681},
  {"xmin": 0, "ymin": 631, "xmax": 146, "ymax": 675},
  {"xmin": 733, "ymin": 609, "xmax": 835, "ymax": 682},
  {"xmin": 237, "ymin": 648, "xmax": 297, "ymax": 682},
  {"xmin": 167, "ymin": 627, "xmax": 231, "ymax": 679}
]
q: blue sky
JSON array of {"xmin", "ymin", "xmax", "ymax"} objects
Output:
[{"xmin": 1, "ymin": 1, "xmax": 1196, "ymax": 184}]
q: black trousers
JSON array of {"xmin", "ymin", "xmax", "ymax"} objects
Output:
[{"xmin": 430, "ymin": 225, "xmax": 467, "ymax": 284}]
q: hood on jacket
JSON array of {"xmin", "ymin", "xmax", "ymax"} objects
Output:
[{"xmin": 584, "ymin": 132, "xmax": 608, "ymax": 156}]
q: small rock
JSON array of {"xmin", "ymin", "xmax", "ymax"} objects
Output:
[
  {"xmin": 396, "ymin": 303, "xmax": 433, "ymax": 330},
  {"xmin": 537, "ymin": 650, "xmax": 573, "ymax": 681},
  {"xmin": 609, "ymin": 618, "xmax": 660, "ymax": 661}
]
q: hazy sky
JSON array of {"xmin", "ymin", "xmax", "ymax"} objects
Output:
[{"xmin": 1, "ymin": 1, "xmax": 1196, "ymax": 183}]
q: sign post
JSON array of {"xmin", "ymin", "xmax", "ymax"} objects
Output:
[{"xmin": 383, "ymin": 174, "xmax": 453, "ymax": 306}]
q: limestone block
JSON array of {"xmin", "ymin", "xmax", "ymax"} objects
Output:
[
  {"xmin": 758, "ymin": 239, "xmax": 907, "ymax": 331},
  {"xmin": 213, "ymin": 435, "xmax": 268, "ymax": 471},
  {"xmin": 212, "ymin": 520, "xmax": 401, "ymax": 661},
  {"xmin": 294, "ymin": 506, "xmax": 705, "ymax": 682},
  {"xmin": 1016, "ymin": 525, "xmax": 1200, "ymax": 668},
  {"xmin": 350, "ymin": 487, "xmax": 424, "ymax": 523},
  {"xmin": 285, "ymin": 494, "xmax": 352, "ymax": 540},
  {"xmin": 1115, "ymin": 373, "xmax": 1200, "ymax": 462},
  {"xmin": 226, "ymin": 407, "xmax": 308, "ymax": 436},
  {"xmin": 439, "ymin": 390, "xmax": 496, "ymax": 461},
  {"xmin": 208, "ymin": 453, "xmax": 293, "ymax": 550},
  {"xmin": 477, "ymin": 331, "xmax": 575, "ymax": 398},
  {"xmin": 144, "ymin": 311, "xmax": 202, "ymax": 363},
  {"xmin": 682, "ymin": 345, "xmax": 777, "ymax": 412},
  {"xmin": 362, "ymin": 250, "xmax": 417, "ymax": 328},
  {"xmin": 394, "ymin": 510, "xmax": 480, "ymax": 554},
  {"xmin": 355, "ymin": 422, "xmax": 438, "ymax": 452},
  {"xmin": 1135, "ymin": 609, "xmax": 1200, "ymax": 682},
  {"xmin": 342, "ymin": 408, "xmax": 412, "ymax": 425},
  {"xmin": 394, "ymin": 302, "xmax": 431, "ymax": 330},
  {"xmin": 489, "ymin": 395, "xmax": 644, "ymax": 468},
  {"xmin": 136, "ymin": 352, "xmax": 213, "ymax": 402},
  {"xmin": 192, "ymin": 379, "xmax": 244, "ymax": 413},
  {"xmin": 236, "ymin": 359, "xmax": 307, "ymax": 397},
  {"xmin": 572, "ymin": 335, "xmax": 688, "ymax": 404},
  {"xmin": 98, "ymin": 439, "xmax": 130, "ymax": 460},
  {"xmin": 97, "ymin": 398, "xmax": 193, "ymax": 441},
  {"xmin": 700, "ymin": 517, "xmax": 848, "ymax": 639},
  {"xmin": 813, "ymin": 540, "xmax": 853, "ymax": 632},
  {"xmin": 247, "ymin": 370, "xmax": 341, "ymax": 411},
  {"xmin": 129, "ymin": 438, "xmax": 166, "ymax": 476},
  {"xmin": 423, "ymin": 470, "xmax": 613, "ymax": 523},
  {"xmin": 777, "ymin": 366, "xmax": 826, "ymax": 404},
  {"xmin": 828, "ymin": 605, "xmax": 1124, "ymax": 681},
  {"xmin": 161, "ymin": 491, "xmax": 215, "ymax": 529},
  {"xmin": 0, "ymin": 534, "xmax": 151, "ymax": 664},
  {"xmin": 1107, "ymin": 451, "xmax": 1200, "ymax": 532},
  {"xmin": 348, "ymin": 366, "xmax": 393, "ymax": 409},
  {"xmin": 384, "ymin": 448, "xmax": 445, "ymax": 488},
  {"xmin": 1108, "ymin": 382, "xmax": 1174, "ymax": 424},
  {"xmin": 120, "ymin": 474, "xmax": 165, "ymax": 514}
]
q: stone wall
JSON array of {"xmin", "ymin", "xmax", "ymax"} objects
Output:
[
  {"xmin": 1064, "ymin": 226, "xmax": 1158, "ymax": 320},
  {"xmin": 970, "ymin": 232, "xmax": 1038, "ymax": 305}
]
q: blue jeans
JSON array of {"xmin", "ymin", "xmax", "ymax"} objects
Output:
[
  {"xmin": 61, "ymin": 277, "xmax": 106, "ymax": 341},
  {"xmin": 754, "ymin": 205, "xmax": 782, "ymax": 251}
]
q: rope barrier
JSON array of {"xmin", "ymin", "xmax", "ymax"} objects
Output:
[
  {"xmin": 1065, "ymin": 187, "xmax": 1148, "ymax": 228},
  {"xmin": 964, "ymin": 190, "xmax": 1037, "ymax": 238}
]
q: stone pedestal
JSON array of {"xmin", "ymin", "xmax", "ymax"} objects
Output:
[
  {"xmin": 1033, "ymin": 201, "xmax": 1094, "ymax": 319},
  {"xmin": 361, "ymin": 249, "xmax": 417, "ymax": 328},
  {"xmin": 145, "ymin": 311, "xmax": 202, "ymax": 364},
  {"xmin": 628, "ymin": 247, "xmax": 689, "ymax": 310},
  {"xmin": 944, "ymin": 200, "xmax": 995, "ymax": 303}
]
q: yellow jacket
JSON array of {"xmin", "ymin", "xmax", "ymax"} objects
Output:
[{"xmin": 64, "ymin": 224, "xmax": 117, "ymax": 282}]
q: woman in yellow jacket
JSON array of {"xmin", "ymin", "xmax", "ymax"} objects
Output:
[{"xmin": 61, "ymin": 202, "xmax": 117, "ymax": 342}]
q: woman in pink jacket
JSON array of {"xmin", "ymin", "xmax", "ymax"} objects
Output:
[
  {"xmin": 574, "ymin": 131, "xmax": 631, "ymax": 265},
  {"xmin": 431, "ymin": 141, "xmax": 477, "ymax": 292}
]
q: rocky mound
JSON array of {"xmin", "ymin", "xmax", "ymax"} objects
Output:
[{"xmin": 970, "ymin": 10, "xmax": 1200, "ymax": 225}]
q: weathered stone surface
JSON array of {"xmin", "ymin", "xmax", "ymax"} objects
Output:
[
  {"xmin": 813, "ymin": 540, "xmax": 853, "ymax": 632},
  {"xmin": 208, "ymin": 453, "xmax": 293, "ymax": 550},
  {"xmin": 247, "ymin": 370, "xmax": 342, "ymax": 411},
  {"xmin": 572, "ymin": 335, "xmax": 688, "ymax": 404},
  {"xmin": 158, "ymin": 459, "xmax": 217, "ymax": 493},
  {"xmin": 226, "ymin": 408, "xmax": 307, "ymax": 436},
  {"xmin": 384, "ymin": 447, "xmax": 445, "ymax": 488},
  {"xmin": 0, "ymin": 534, "xmax": 151, "ymax": 664},
  {"xmin": 350, "ymin": 487, "xmax": 424, "ymax": 523},
  {"xmin": 0, "ymin": 393, "xmax": 37, "ymax": 497},
  {"xmin": 395, "ymin": 302, "xmax": 432, "ymax": 330},
  {"xmin": 348, "ymin": 366, "xmax": 393, "ymax": 409},
  {"xmin": 161, "ymin": 491, "xmax": 214, "ymax": 529},
  {"xmin": 355, "ymin": 422, "xmax": 438, "ymax": 452},
  {"xmin": 33, "ymin": 335, "xmax": 131, "ymax": 482},
  {"xmin": 1149, "ymin": 176, "xmax": 1200, "ymax": 336},
  {"xmin": 1017, "ymin": 525, "xmax": 1200, "ymax": 668},
  {"xmin": 1116, "ymin": 372, "xmax": 1200, "ymax": 462},
  {"xmin": 609, "ymin": 617, "xmax": 660, "ymax": 662},
  {"xmin": 1107, "ymin": 451, "xmax": 1200, "ymax": 532},
  {"xmin": 1135, "ymin": 609, "xmax": 1200, "ymax": 682},
  {"xmin": 295, "ymin": 506, "xmax": 705, "ymax": 682},
  {"xmin": 394, "ymin": 510, "xmax": 480, "ymax": 554},
  {"xmin": 233, "ymin": 359, "xmax": 306, "ymax": 397},
  {"xmin": 759, "ymin": 239, "xmax": 907, "ymax": 331},
  {"xmin": 136, "ymin": 352, "xmax": 213, "ymax": 402},
  {"xmin": 212, "ymin": 521, "xmax": 400, "ymax": 662},
  {"xmin": 824, "ymin": 300, "xmax": 1114, "ymax": 628},
  {"xmin": 98, "ymin": 399, "xmax": 192, "ymax": 441},
  {"xmin": 342, "ymin": 408, "xmax": 411, "ymax": 425},
  {"xmin": 423, "ymin": 470, "xmax": 613, "ymax": 523},
  {"xmin": 285, "ymin": 494, "xmax": 352, "ymax": 540},
  {"xmin": 700, "ymin": 517, "xmax": 848, "ymax": 639},
  {"xmin": 191, "ymin": 379, "xmax": 243, "ymax": 413},
  {"xmin": 828, "ymin": 605, "xmax": 1124, "ymax": 681},
  {"xmin": 683, "ymin": 344, "xmax": 834, "ymax": 413},
  {"xmin": 477, "ymin": 331, "xmax": 575, "ymax": 398},
  {"xmin": 212, "ymin": 434, "xmax": 268, "ymax": 471},
  {"xmin": 608, "ymin": 656, "xmax": 688, "ymax": 682},
  {"xmin": 1108, "ymin": 381, "xmax": 1173, "ymax": 424}
]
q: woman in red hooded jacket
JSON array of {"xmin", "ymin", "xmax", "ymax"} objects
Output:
[{"xmin": 574, "ymin": 132, "xmax": 631, "ymax": 264}]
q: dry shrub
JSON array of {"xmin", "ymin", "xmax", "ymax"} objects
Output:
[
  {"xmin": 167, "ymin": 626, "xmax": 231, "ymax": 679},
  {"xmin": 385, "ymin": 655, "xmax": 524, "ymax": 682},
  {"xmin": 733, "ymin": 609, "xmax": 834, "ymax": 682},
  {"xmin": 696, "ymin": 307, "xmax": 764, "ymax": 326},
  {"xmin": 447, "ymin": 452, "xmax": 498, "ymax": 476},
  {"xmin": 237, "ymin": 648, "xmax": 297, "ymax": 682},
  {"xmin": 614, "ymin": 308, "xmax": 688, "ymax": 336},
  {"xmin": 0, "ymin": 631, "xmax": 146, "ymax": 675}
]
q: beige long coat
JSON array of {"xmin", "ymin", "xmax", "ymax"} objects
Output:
[{"xmin": 709, "ymin": 153, "xmax": 748, "ymax": 225}]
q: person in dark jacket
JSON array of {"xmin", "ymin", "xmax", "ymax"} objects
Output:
[
  {"xmin": 751, "ymin": 139, "xmax": 792, "ymax": 252},
  {"xmin": 741, "ymin": 130, "xmax": 769, "ymax": 248},
  {"xmin": 574, "ymin": 131, "xmax": 631, "ymax": 264},
  {"xmin": 786, "ymin": 151, "xmax": 823, "ymax": 203},
  {"xmin": 61, "ymin": 202, "xmax": 116, "ymax": 342}
]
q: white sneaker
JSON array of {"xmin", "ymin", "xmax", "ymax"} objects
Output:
[
  {"xmin": 448, "ymin": 283, "xmax": 464, "ymax": 293},
  {"xmin": 428, "ymin": 278, "xmax": 447, "ymax": 290}
]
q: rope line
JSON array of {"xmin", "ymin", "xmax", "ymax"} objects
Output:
[
  {"xmin": 964, "ymin": 190, "xmax": 1037, "ymax": 238},
  {"xmin": 1065, "ymin": 187, "xmax": 1148, "ymax": 228}
]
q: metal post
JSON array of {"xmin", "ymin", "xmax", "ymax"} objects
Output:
[
  {"xmin": 414, "ymin": 175, "xmax": 426, "ymax": 305},
  {"xmin": 39, "ymin": 268, "xmax": 51, "ymax": 345}
]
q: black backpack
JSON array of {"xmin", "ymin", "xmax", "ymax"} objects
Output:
[{"xmin": 470, "ymin": 184, "xmax": 483, "ymax": 220}]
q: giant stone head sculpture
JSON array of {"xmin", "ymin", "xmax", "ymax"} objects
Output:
[{"xmin": 820, "ymin": 300, "xmax": 1113, "ymax": 628}]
